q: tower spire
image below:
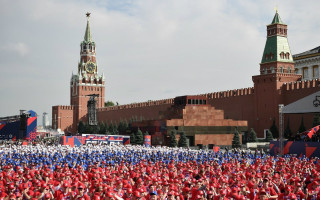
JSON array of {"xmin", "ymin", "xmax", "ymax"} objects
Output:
[
  {"xmin": 271, "ymin": 10, "xmax": 283, "ymax": 24},
  {"xmin": 84, "ymin": 12, "xmax": 93, "ymax": 42}
]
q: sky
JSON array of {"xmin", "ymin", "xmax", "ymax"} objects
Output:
[{"xmin": 0, "ymin": 0, "xmax": 320, "ymax": 125}]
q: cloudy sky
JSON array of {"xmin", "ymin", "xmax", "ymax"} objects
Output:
[{"xmin": 1, "ymin": 0, "xmax": 320, "ymax": 125}]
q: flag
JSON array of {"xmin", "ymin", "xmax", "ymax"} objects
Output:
[{"xmin": 307, "ymin": 125, "xmax": 320, "ymax": 138}]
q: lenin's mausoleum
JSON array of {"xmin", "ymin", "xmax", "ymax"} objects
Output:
[{"xmin": 52, "ymin": 12, "xmax": 320, "ymax": 146}]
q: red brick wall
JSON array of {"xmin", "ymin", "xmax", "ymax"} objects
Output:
[
  {"xmin": 195, "ymin": 134, "xmax": 242, "ymax": 146},
  {"xmin": 52, "ymin": 106, "xmax": 75, "ymax": 133},
  {"xmin": 207, "ymin": 93, "xmax": 254, "ymax": 131},
  {"xmin": 97, "ymin": 104, "xmax": 172, "ymax": 124}
]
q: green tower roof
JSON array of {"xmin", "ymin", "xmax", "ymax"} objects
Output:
[
  {"xmin": 261, "ymin": 36, "xmax": 293, "ymax": 63},
  {"xmin": 271, "ymin": 11, "xmax": 283, "ymax": 24},
  {"xmin": 84, "ymin": 12, "xmax": 93, "ymax": 42},
  {"xmin": 261, "ymin": 11, "xmax": 293, "ymax": 64}
]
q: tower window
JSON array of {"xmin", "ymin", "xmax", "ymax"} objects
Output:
[
  {"xmin": 270, "ymin": 53, "xmax": 274, "ymax": 59},
  {"xmin": 280, "ymin": 52, "xmax": 284, "ymax": 59},
  {"xmin": 285, "ymin": 53, "xmax": 290, "ymax": 59},
  {"xmin": 280, "ymin": 66, "xmax": 284, "ymax": 73},
  {"xmin": 287, "ymin": 67, "xmax": 291, "ymax": 73},
  {"xmin": 265, "ymin": 54, "xmax": 269, "ymax": 60},
  {"xmin": 270, "ymin": 67, "xmax": 275, "ymax": 73},
  {"xmin": 264, "ymin": 68, "xmax": 267, "ymax": 74}
]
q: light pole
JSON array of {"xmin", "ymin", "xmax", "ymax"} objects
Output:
[{"xmin": 279, "ymin": 104, "xmax": 284, "ymax": 155}]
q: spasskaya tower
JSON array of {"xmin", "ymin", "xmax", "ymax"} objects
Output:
[{"xmin": 52, "ymin": 13, "xmax": 105, "ymax": 133}]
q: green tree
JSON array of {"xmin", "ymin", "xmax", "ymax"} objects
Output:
[
  {"xmin": 85, "ymin": 125, "xmax": 94, "ymax": 134},
  {"xmin": 112, "ymin": 123, "xmax": 119, "ymax": 135},
  {"xmin": 265, "ymin": 129, "xmax": 273, "ymax": 142},
  {"xmin": 298, "ymin": 117, "xmax": 306, "ymax": 133},
  {"xmin": 135, "ymin": 129, "xmax": 144, "ymax": 145},
  {"xmin": 248, "ymin": 128, "xmax": 258, "ymax": 142},
  {"xmin": 284, "ymin": 118, "xmax": 292, "ymax": 139},
  {"xmin": 118, "ymin": 119, "xmax": 125, "ymax": 133},
  {"xmin": 143, "ymin": 131, "xmax": 149, "ymax": 137},
  {"xmin": 108, "ymin": 121, "xmax": 114, "ymax": 133},
  {"xmin": 232, "ymin": 128, "xmax": 241, "ymax": 148},
  {"xmin": 124, "ymin": 119, "xmax": 129, "ymax": 133},
  {"xmin": 104, "ymin": 122, "xmax": 109, "ymax": 134},
  {"xmin": 169, "ymin": 130, "xmax": 178, "ymax": 147},
  {"xmin": 93, "ymin": 125, "xmax": 100, "ymax": 134},
  {"xmin": 313, "ymin": 114, "xmax": 320, "ymax": 127},
  {"xmin": 178, "ymin": 131, "xmax": 188, "ymax": 147},
  {"xmin": 130, "ymin": 132, "xmax": 136, "ymax": 145},
  {"xmin": 104, "ymin": 101, "xmax": 115, "ymax": 107},
  {"xmin": 78, "ymin": 121, "xmax": 85, "ymax": 134},
  {"xmin": 270, "ymin": 119, "xmax": 279, "ymax": 139},
  {"xmin": 98, "ymin": 122, "xmax": 105, "ymax": 135}
]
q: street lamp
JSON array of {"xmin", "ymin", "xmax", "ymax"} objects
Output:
[{"xmin": 279, "ymin": 104, "xmax": 284, "ymax": 155}]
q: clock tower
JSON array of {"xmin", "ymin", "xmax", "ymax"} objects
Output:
[{"xmin": 70, "ymin": 13, "xmax": 105, "ymax": 125}]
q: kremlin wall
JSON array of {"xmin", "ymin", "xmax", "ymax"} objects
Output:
[{"xmin": 52, "ymin": 12, "xmax": 320, "ymax": 146}]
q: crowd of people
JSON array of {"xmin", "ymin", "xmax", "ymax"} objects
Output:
[{"xmin": 0, "ymin": 143, "xmax": 319, "ymax": 199}]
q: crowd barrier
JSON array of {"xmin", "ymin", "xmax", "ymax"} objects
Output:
[
  {"xmin": 60, "ymin": 135, "xmax": 130, "ymax": 147},
  {"xmin": 270, "ymin": 141, "xmax": 320, "ymax": 158}
]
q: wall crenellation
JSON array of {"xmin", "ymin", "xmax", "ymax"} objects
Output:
[
  {"xmin": 56, "ymin": 105, "xmax": 75, "ymax": 110},
  {"xmin": 97, "ymin": 87, "xmax": 255, "ymax": 112},
  {"xmin": 198, "ymin": 87, "xmax": 254, "ymax": 99},
  {"xmin": 283, "ymin": 79, "xmax": 320, "ymax": 91},
  {"xmin": 98, "ymin": 98, "xmax": 174, "ymax": 112}
]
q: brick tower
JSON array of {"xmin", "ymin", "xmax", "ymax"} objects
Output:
[
  {"xmin": 52, "ymin": 13, "xmax": 105, "ymax": 133},
  {"xmin": 71, "ymin": 13, "xmax": 105, "ymax": 125},
  {"xmin": 252, "ymin": 11, "xmax": 301, "ymax": 136}
]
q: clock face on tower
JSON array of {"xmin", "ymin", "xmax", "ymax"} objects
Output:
[{"xmin": 85, "ymin": 62, "xmax": 96, "ymax": 73}]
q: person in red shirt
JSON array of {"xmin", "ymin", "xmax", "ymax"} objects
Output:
[
  {"xmin": 74, "ymin": 183, "xmax": 90, "ymax": 200},
  {"xmin": 57, "ymin": 182, "xmax": 73, "ymax": 200},
  {"xmin": 213, "ymin": 189, "xmax": 228, "ymax": 200},
  {"xmin": 293, "ymin": 183, "xmax": 305, "ymax": 200},
  {"xmin": 114, "ymin": 181, "xmax": 125, "ymax": 198},
  {"xmin": 191, "ymin": 181, "xmax": 202, "ymax": 200},
  {"xmin": 132, "ymin": 191, "xmax": 142, "ymax": 200},
  {"xmin": 260, "ymin": 178, "xmax": 278, "ymax": 199},
  {"xmin": 7, "ymin": 194, "xmax": 16, "ymax": 200},
  {"xmin": 259, "ymin": 189, "xmax": 268, "ymax": 200},
  {"xmin": 307, "ymin": 181, "xmax": 320, "ymax": 200},
  {"xmin": 278, "ymin": 185, "xmax": 297, "ymax": 200},
  {"xmin": 35, "ymin": 183, "xmax": 53, "ymax": 199}
]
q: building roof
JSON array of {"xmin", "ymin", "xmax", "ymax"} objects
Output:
[
  {"xmin": 261, "ymin": 33, "xmax": 293, "ymax": 64},
  {"xmin": 293, "ymin": 46, "xmax": 320, "ymax": 58},
  {"xmin": 271, "ymin": 11, "xmax": 283, "ymax": 24}
]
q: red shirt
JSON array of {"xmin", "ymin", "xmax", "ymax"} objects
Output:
[
  {"xmin": 57, "ymin": 191, "xmax": 74, "ymax": 200},
  {"xmin": 278, "ymin": 193, "xmax": 297, "ymax": 200}
]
